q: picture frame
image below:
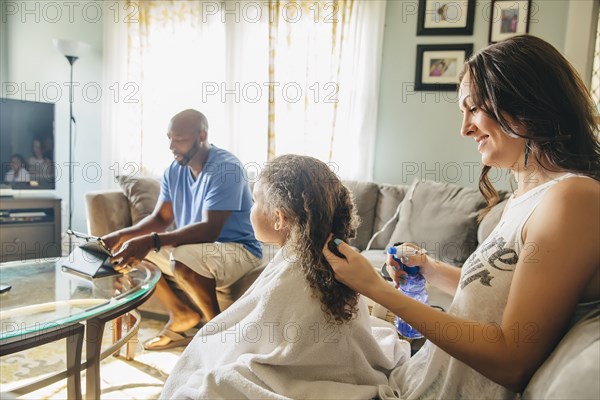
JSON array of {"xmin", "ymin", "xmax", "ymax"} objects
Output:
[
  {"xmin": 417, "ymin": 0, "xmax": 476, "ymax": 36},
  {"xmin": 488, "ymin": 0, "xmax": 531, "ymax": 43},
  {"xmin": 414, "ymin": 44, "xmax": 473, "ymax": 91}
]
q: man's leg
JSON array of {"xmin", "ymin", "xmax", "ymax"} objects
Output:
[
  {"xmin": 140, "ymin": 254, "xmax": 203, "ymax": 350},
  {"xmin": 153, "ymin": 274, "xmax": 203, "ymax": 331},
  {"xmin": 173, "ymin": 261, "xmax": 221, "ymax": 321},
  {"xmin": 170, "ymin": 242, "xmax": 262, "ymax": 321}
]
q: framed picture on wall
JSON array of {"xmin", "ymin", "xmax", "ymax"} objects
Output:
[
  {"xmin": 488, "ymin": 0, "xmax": 531, "ymax": 43},
  {"xmin": 415, "ymin": 44, "xmax": 473, "ymax": 91},
  {"xmin": 417, "ymin": 0, "xmax": 476, "ymax": 35}
]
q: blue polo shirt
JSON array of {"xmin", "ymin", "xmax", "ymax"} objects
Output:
[{"xmin": 159, "ymin": 145, "xmax": 262, "ymax": 259}]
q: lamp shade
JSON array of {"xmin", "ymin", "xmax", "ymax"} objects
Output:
[{"xmin": 53, "ymin": 39, "xmax": 90, "ymax": 58}]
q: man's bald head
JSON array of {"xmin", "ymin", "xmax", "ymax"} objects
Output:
[{"xmin": 169, "ymin": 109, "xmax": 209, "ymax": 136}]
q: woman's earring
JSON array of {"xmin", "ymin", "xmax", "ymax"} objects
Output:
[
  {"xmin": 274, "ymin": 221, "xmax": 281, "ymax": 231},
  {"xmin": 524, "ymin": 140, "xmax": 531, "ymax": 168}
]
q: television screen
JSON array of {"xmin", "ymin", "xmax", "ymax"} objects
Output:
[{"xmin": 0, "ymin": 98, "xmax": 56, "ymax": 190}]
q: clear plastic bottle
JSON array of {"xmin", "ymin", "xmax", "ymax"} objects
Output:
[{"xmin": 388, "ymin": 247, "xmax": 429, "ymax": 339}]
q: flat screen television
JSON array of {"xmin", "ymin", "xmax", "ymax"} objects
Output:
[{"xmin": 0, "ymin": 98, "xmax": 56, "ymax": 190}]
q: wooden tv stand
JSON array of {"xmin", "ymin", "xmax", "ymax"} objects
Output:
[{"xmin": 0, "ymin": 196, "xmax": 62, "ymax": 262}]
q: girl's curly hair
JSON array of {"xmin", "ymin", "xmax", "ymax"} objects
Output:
[{"xmin": 258, "ymin": 154, "xmax": 360, "ymax": 323}]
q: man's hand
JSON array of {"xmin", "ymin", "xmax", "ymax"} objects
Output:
[
  {"xmin": 111, "ymin": 235, "xmax": 154, "ymax": 273},
  {"xmin": 102, "ymin": 231, "xmax": 126, "ymax": 253}
]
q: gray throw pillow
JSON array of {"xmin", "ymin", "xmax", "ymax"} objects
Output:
[
  {"xmin": 117, "ymin": 175, "xmax": 161, "ymax": 225},
  {"xmin": 368, "ymin": 184, "xmax": 408, "ymax": 250},
  {"xmin": 343, "ymin": 181, "xmax": 379, "ymax": 251},
  {"xmin": 522, "ymin": 313, "xmax": 600, "ymax": 399},
  {"xmin": 386, "ymin": 179, "xmax": 486, "ymax": 266}
]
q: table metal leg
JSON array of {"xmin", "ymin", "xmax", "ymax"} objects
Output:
[
  {"xmin": 112, "ymin": 317, "xmax": 122, "ymax": 357},
  {"xmin": 1, "ymin": 323, "xmax": 84, "ymax": 400},
  {"xmin": 85, "ymin": 317, "xmax": 105, "ymax": 400},
  {"xmin": 125, "ymin": 312, "xmax": 138, "ymax": 361},
  {"xmin": 66, "ymin": 324, "xmax": 84, "ymax": 400}
]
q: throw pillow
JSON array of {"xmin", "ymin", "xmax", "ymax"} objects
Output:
[
  {"xmin": 368, "ymin": 183, "xmax": 409, "ymax": 250},
  {"xmin": 522, "ymin": 313, "xmax": 600, "ymax": 399},
  {"xmin": 343, "ymin": 181, "xmax": 379, "ymax": 251},
  {"xmin": 386, "ymin": 179, "xmax": 486, "ymax": 266},
  {"xmin": 117, "ymin": 175, "xmax": 161, "ymax": 225}
]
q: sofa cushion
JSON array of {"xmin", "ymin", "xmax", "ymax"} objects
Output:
[
  {"xmin": 118, "ymin": 175, "xmax": 161, "ymax": 225},
  {"xmin": 367, "ymin": 184, "xmax": 409, "ymax": 250},
  {"xmin": 85, "ymin": 190, "xmax": 132, "ymax": 236},
  {"xmin": 523, "ymin": 312, "xmax": 600, "ymax": 399},
  {"xmin": 386, "ymin": 180, "xmax": 486, "ymax": 266},
  {"xmin": 343, "ymin": 181, "xmax": 379, "ymax": 250}
]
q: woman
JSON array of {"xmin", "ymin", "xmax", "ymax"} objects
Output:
[
  {"xmin": 325, "ymin": 35, "xmax": 600, "ymax": 399},
  {"xmin": 28, "ymin": 139, "xmax": 53, "ymax": 182}
]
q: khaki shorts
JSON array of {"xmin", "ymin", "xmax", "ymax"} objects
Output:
[{"xmin": 145, "ymin": 242, "xmax": 262, "ymax": 288}]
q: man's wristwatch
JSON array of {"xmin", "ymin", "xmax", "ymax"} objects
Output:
[{"xmin": 151, "ymin": 232, "xmax": 161, "ymax": 253}]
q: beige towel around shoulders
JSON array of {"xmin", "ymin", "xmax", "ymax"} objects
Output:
[{"xmin": 161, "ymin": 245, "xmax": 410, "ymax": 399}]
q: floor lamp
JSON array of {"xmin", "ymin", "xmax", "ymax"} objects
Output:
[{"xmin": 53, "ymin": 39, "xmax": 90, "ymax": 252}]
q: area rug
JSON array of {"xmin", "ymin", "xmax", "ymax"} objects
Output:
[{"xmin": 0, "ymin": 318, "xmax": 186, "ymax": 399}]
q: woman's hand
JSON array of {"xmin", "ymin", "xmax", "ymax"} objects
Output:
[
  {"xmin": 386, "ymin": 243, "xmax": 432, "ymax": 287},
  {"xmin": 323, "ymin": 237, "xmax": 389, "ymax": 298}
]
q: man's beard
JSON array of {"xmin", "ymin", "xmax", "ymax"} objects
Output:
[{"xmin": 178, "ymin": 140, "xmax": 200, "ymax": 166}]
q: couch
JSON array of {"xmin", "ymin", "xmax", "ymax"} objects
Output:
[{"xmin": 85, "ymin": 176, "xmax": 599, "ymax": 398}]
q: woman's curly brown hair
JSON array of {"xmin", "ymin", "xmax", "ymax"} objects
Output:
[{"xmin": 258, "ymin": 154, "xmax": 360, "ymax": 323}]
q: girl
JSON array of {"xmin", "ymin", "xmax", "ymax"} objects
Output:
[{"xmin": 161, "ymin": 154, "xmax": 409, "ymax": 399}]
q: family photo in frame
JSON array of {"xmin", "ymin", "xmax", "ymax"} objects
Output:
[
  {"xmin": 488, "ymin": 0, "xmax": 532, "ymax": 43},
  {"xmin": 417, "ymin": 0, "xmax": 476, "ymax": 36},
  {"xmin": 414, "ymin": 44, "xmax": 473, "ymax": 91}
]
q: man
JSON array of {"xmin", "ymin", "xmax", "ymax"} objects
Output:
[{"xmin": 102, "ymin": 109, "xmax": 262, "ymax": 350}]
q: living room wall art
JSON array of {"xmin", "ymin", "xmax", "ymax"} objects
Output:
[
  {"xmin": 488, "ymin": 0, "xmax": 532, "ymax": 43},
  {"xmin": 414, "ymin": 44, "xmax": 473, "ymax": 91},
  {"xmin": 417, "ymin": 0, "xmax": 475, "ymax": 36}
]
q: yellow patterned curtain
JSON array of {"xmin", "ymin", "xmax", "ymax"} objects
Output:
[
  {"xmin": 107, "ymin": 0, "xmax": 385, "ymax": 179},
  {"xmin": 124, "ymin": 0, "xmax": 232, "ymax": 176},
  {"xmin": 592, "ymin": 10, "xmax": 600, "ymax": 116},
  {"xmin": 266, "ymin": 0, "xmax": 353, "ymax": 161}
]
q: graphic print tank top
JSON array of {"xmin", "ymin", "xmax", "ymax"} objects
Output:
[{"xmin": 381, "ymin": 173, "xmax": 587, "ymax": 399}]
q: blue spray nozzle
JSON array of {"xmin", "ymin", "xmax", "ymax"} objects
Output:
[
  {"xmin": 388, "ymin": 247, "xmax": 420, "ymax": 274},
  {"xmin": 388, "ymin": 247, "xmax": 405, "ymax": 271}
]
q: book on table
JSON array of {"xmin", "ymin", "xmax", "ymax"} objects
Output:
[{"xmin": 62, "ymin": 230, "xmax": 120, "ymax": 278}]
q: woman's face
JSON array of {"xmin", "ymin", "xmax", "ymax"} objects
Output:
[
  {"xmin": 458, "ymin": 75, "xmax": 526, "ymax": 169},
  {"xmin": 33, "ymin": 140, "xmax": 43, "ymax": 157},
  {"xmin": 250, "ymin": 180, "xmax": 285, "ymax": 246}
]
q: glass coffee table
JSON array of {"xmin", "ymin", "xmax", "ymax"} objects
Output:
[{"xmin": 0, "ymin": 259, "xmax": 160, "ymax": 399}]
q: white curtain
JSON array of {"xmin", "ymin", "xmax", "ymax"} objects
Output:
[{"xmin": 102, "ymin": 0, "xmax": 386, "ymax": 181}]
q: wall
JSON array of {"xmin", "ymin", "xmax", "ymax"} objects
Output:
[
  {"xmin": 1, "ymin": 0, "xmax": 103, "ymax": 234},
  {"xmin": 373, "ymin": 0, "xmax": 587, "ymax": 189},
  {"xmin": 0, "ymin": 5, "xmax": 7, "ymax": 84},
  {"xmin": 1, "ymin": 0, "xmax": 594, "ymax": 234}
]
